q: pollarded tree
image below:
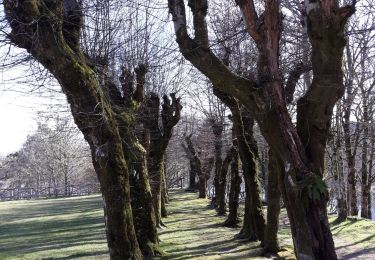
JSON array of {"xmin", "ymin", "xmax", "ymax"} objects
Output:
[
  {"xmin": 182, "ymin": 134, "xmax": 206, "ymax": 198},
  {"xmin": 3, "ymin": 1, "xmax": 157, "ymax": 258},
  {"xmin": 142, "ymin": 92, "xmax": 182, "ymax": 226},
  {"xmin": 168, "ymin": 0, "xmax": 355, "ymax": 259},
  {"xmin": 214, "ymin": 88, "xmax": 265, "ymax": 241}
]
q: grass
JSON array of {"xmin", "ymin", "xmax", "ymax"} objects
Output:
[
  {"xmin": 0, "ymin": 195, "xmax": 108, "ymax": 259},
  {"xmin": 158, "ymin": 191, "xmax": 263, "ymax": 259},
  {"xmin": 329, "ymin": 215, "xmax": 375, "ymax": 259},
  {"xmin": 1, "ymin": 190, "xmax": 375, "ymax": 259},
  {"xmin": 329, "ymin": 216, "xmax": 375, "ymax": 247}
]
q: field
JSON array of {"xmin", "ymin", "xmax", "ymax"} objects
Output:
[
  {"xmin": 0, "ymin": 195, "xmax": 108, "ymax": 259},
  {"xmin": 1, "ymin": 190, "xmax": 375, "ymax": 259}
]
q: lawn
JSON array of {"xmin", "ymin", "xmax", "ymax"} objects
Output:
[
  {"xmin": 0, "ymin": 195, "xmax": 108, "ymax": 259},
  {"xmin": 1, "ymin": 190, "xmax": 375, "ymax": 259}
]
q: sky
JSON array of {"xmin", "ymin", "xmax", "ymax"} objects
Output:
[
  {"xmin": 0, "ymin": 65, "xmax": 68, "ymax": 156},
  {"xmin": 0, "ymin": 90, "xmax": 38, "ymax": 156}
]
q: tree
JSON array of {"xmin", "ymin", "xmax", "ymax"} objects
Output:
[
  {"xmin": 223, "ymin": 132, "xmax": 241, "ymax": 227},
  {"xmin": 182, "ymin": 134, "xmax": 205, "ymax": 197},
  {"xmin": 142, "ymin": 92, "xmax": 182, "ymax": 226},
  {"xmin": 3, "ymin": 1, "xmax": 160, "ymax": 258},
  {"xmin": 168, "ymin": 0, "xmax": 355, "ymax": 258}
]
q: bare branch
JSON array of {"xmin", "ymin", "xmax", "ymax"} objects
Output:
[{"xmin": 285, "ymin": 62, "xmax": 312, "ymax": 104}]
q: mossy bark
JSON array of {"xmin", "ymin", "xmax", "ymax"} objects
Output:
[
  {"xmin": 142, "ymin": 93, "xmax": 182, "ymax": 227},
  {"xmin": 237, "ymin": 111, "xmax": 266, "ymax": 242},
  {"xmin": 223, "ymin": 146, "xmax": 241, "ymax": 227},
  {"xmin": 217, "ymin": 147, "xmax": 235, "ymax": 215},
  {"xmin": 114, "ymin": 105, "xmax": 159, "ymax": 255},
  {"xmin": 182, "ymin": 135, "xmax": 205, "ymax": 198},
  {"xmin": 263, "ymin": 150, "xmax": 281, "ymax": 254},
  {"xmin": 161, "ymin": 164, "xmax": 168, "ymax": 217},
  {"xmin": 3, "ymin": 2, "xmax": 144, "ymax": 258},
  {"xmin": 211, "ymin": 122, "xmax": 224, "ymax": 207},
  {"xmin": 211, "ymin": 88, "xmax": 266, "ymax": 242}
]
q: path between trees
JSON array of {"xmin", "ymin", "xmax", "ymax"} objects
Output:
[{"xmin": 158, "ymin": 190, "xmax": 375, "ymax": 259}]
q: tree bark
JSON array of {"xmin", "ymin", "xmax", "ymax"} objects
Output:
[
  {"xmin": 217, "ymin": 147, "xmax": 235, "ymax": 215},
  {"xmin": 182, "ymin": 135, "xmax": 205, "ymax": 197},
  {"xmin": 332, "ymin": 103, "xmax": 348, "ymax": 222},
  {"xmin": 211, "ymin": 121, "xmax": 224, "ymax": 207},
  {"xmin": 161, "ymin": 161, "xmax": 168, "ymax": 217},
  {"xmin": 142, "ymin": 93, "xmax": 182, "ymax": 226},
  {"xmin": 263, "ymin": 150, "xmax": 282, "ymax": 254},
  {"xmin": 168, "ymin": 0, "xmax": 355, "ymax": 258},
  {"xmin": 360, "ymin": 99, "xmax": 370, "ymax": 219},
  {"xmin": 213, "ymin": 88, "xmax": 266, "ymax": 241},
  {"xmin": 3, "ymin": 2, "xmax": 160, "ymax": 258},
  {"xmin": 223, "ymin": 145, "xmax": 241, "ymax": 227}
]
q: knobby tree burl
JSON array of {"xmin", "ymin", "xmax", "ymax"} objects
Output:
[{"xmin": 168, "ymin": 0, "xmax": 355, "ymax": 259}]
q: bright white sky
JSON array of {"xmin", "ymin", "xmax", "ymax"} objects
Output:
[
  {"xmin": 0, "ymin": 65, "xmax": 68, "ymax": 156},
  {"xmin": 0, "ymin": 90, "xmax": 37, "ymax": 156}
]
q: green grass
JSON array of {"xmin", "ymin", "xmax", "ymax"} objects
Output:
[
  {"xmin": 0, "ymin": 195, "xmax": 108, "ymax": 259},
  {"xmin": 157, "ymin": 191, "xmax": 265, "ymax": 259},
  {"xmin": 1, "ymin": 191, "xmax": 375, "ymax": 259}
]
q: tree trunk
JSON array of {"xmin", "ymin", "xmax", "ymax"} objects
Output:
[
  {"xmin": 161, "ymin": 163, "xmax": 168, "ymax": 217},
  {"xmin": 168, "ymin": 0, "xmax": 355, "ymax": 258},
  {"xmin": 142, "ymin": 93, "xmax": 182, "ymax": 226},
  {"xmin": 182, "ymin": 135, "xmax": 205, "ymax": 196},
  {"xmin": 210, "ymin": 88, "xmax": 266, "ymax": 241},
  {"xmin": 2, "ymin": 2, "xmax": 153, "ymax": 257},
  {"xmin": 361, "ymin": 99, "xmax": 370, "ymax": 219},
  {"xmin": 95, "ymin": 155, "xmax": 143, "ymax": 260},
  {"xmin": 197, "ymin": 167, "xmax": 207, "ymax": 198},
  {"xmin": 346, "ymin": 154, "xmax": 358, "ymax": 216},
  {"xmin": 211, "ymin": 122, "xmax": 224, "ymax": 207},
  {"xmin": 217, "ymin": 147, "xmax": 234, "ymax": 215},
  {"xmin": 223, "ymin": 147, "xmax": 241, "ymax": 227},
  {"xmin": 263, "ymin": 150, "xmax": 281, "ymax": 254},
  {"xmin": 148, "ymin": 155, "xmax": 164, "ymax": 227}
]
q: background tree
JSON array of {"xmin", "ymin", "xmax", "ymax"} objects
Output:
[{"xmin": 168, "ymin": 0, "xmax": 355, "ymax": 258}]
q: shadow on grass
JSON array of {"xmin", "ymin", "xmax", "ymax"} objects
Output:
[
  {"xmin": 42, "ymin": 250, "xmax": 109, "ymax": 260},
  {"xmin": 158, "ymin": 190, "xmax": 264, "ymax": 259},
  {"xmin": 0, "ymin": 195, "xmax": 108, "ymax": 259}
]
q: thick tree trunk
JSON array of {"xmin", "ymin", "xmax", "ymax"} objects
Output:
[
  {"xmin": 223, "ymin": 148, "xmax": 241, "ymax": 227},
  {"xmin": 2, "ymin": 2, "xmax": 162, "ymax": 257},
  {"xmin": 197, "ymin": 168, "xmax": 207, "ymax": 198},
  {"xmin": 263, "ymin": 150, "xmax": 281, "ymax": 254},
  {"xmin": 168, "ymin": 0, "xmax": 354, "ymax": 258},
  {"xmin": 142, "ymin": 93, "xmax": 182, "ymax": 226},
  {"xmin": 117, "ymin": 114, "xmax": 160, "ymax": 256},
  {"xmin": 148, "ymin": 156, "xmax": 164, "ymax": 227},
  {"xmin": 239, "ymin": 112, "xmax": 266, "ymax": 242},
  {"xmin": 217, "ymin": 147, "xmax": 234, "ymax": 215},
  {"xmin": 95, "ymin": 156, "xmax": 142, "ymax": 259},
  {"xmin": 211, "ymin": 122, "xmax": 224, "ymax": 207},
  {"xmin": 161, "ymin": 164, "xmax": 168, "ymax": 217},
  {"xmin": 361, "ymin": 102, "xmax": 370, "ymax": 219},
  {"xmin": 182, "ymin": 135, "xmax": 204, "ymax": 196}
]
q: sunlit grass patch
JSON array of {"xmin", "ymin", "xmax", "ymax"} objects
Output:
[
  {"xmin": 0, "ymin": 195, "xmax": 108, "ymax": 259},
  {"xmin": 329, "ymin": 215, "xmax": 375, "ymax": 247},
  {"xmin": 158, "ymin": 190, "xmax": 264, "ymax": 259}
]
